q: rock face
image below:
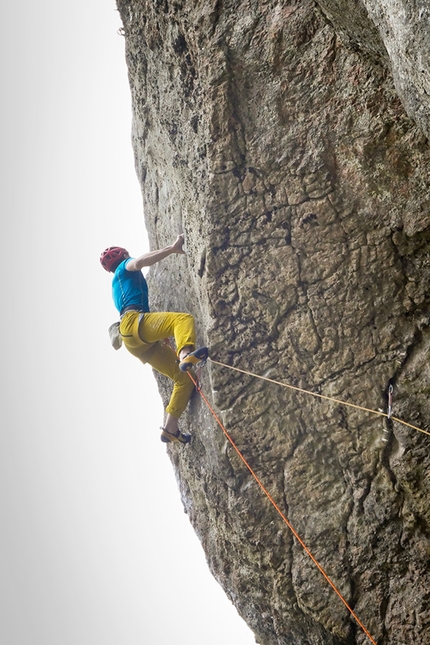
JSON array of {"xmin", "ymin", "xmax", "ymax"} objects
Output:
[
  {"xmin": 117, "ymin": 1, "xmax": 430, "ymax": 643},
  {"xmin": 317, "ymin": 0, "xmax": 430, "ymax": 139}
]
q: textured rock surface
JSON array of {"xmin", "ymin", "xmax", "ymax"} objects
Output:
[
  {"xmin": 117, "ymin": 1, "xmax": 430, "ymax": 643},
  {"xmin": 317, "ymin": 0, "xmax": 430, "ymax": 139}
]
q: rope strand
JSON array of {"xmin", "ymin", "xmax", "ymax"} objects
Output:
[
  {"xmin": 187, "ymin": 371, "xmax": 378, "ymax": 645},
  {"xmin": 209, "ymin": 358, "xmax": 430, "ymax": 438}
]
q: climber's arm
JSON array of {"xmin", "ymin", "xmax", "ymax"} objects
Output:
[{"xmin": 126, "ymin": 234, "xmax": 185, "ymax": 271}]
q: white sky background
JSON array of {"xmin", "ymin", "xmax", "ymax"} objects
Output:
[{"xmin": 0, "ymin": 3, "xmax": 256, "ymax": 644}]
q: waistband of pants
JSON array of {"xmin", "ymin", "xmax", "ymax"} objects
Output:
[{"xmin": 120, "ymin": 305, "xmax": 147, "ymax": 317}]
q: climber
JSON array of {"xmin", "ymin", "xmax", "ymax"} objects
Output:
[{"xmin": 100, "ymin": 234, "xmax": 208, "ymax": 445}]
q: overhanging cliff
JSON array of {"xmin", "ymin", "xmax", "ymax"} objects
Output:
[{"xmin": 116, "ymin": 2, "xmax": 430, "ymax": 643}]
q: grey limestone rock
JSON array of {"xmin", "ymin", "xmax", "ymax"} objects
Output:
[
  {"xmin": 117, "ymin": 1, "xmax": 430, "ymax": 643},
  {"xmin": 316, "ymin": 0, "xmax": 430, "ymax": 139}
]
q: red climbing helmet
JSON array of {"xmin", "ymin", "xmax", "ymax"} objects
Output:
[{"xmin": 100, "ymin": 246, "xmax": 129, "ymax": 272}]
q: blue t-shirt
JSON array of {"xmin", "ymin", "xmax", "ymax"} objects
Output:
[{"xmin": 112, "ymin": 259, "xmax": 150, "ymax": 314}]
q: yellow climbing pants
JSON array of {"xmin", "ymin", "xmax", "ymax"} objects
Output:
[{"xmin": 119, "ymin": 311, "xmax": 196, "ymax": 418}]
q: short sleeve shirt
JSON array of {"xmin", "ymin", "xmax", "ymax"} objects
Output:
[{"xmin": 112, "ymin": 259, "xmax": 150, "ymax": 314}]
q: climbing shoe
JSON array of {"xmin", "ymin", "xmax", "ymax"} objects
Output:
[
  {"xmin": 160, "ymin": 428, "xmax": 192, "ymax": 444},
  {"xmin": 179, "ymin": 347, "xmax": 209, "ymax": 372}
]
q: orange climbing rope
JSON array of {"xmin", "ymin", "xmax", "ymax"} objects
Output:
[
  {"xmin": 186, "ymin": 371, "xmax": 379, "ymax": 645},
  {"xmin": 209, "ymin": 358, "xmax": 430, "ymax": 438}
]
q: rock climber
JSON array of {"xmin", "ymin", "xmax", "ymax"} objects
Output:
[{"xmin": 100, "ymin": 234, "xmax": 208, "ymax": 445}]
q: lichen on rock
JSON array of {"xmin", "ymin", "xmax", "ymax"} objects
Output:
[{"xmin": 116, "ymin": 1, "xmax": 430, "ymax": 643}]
